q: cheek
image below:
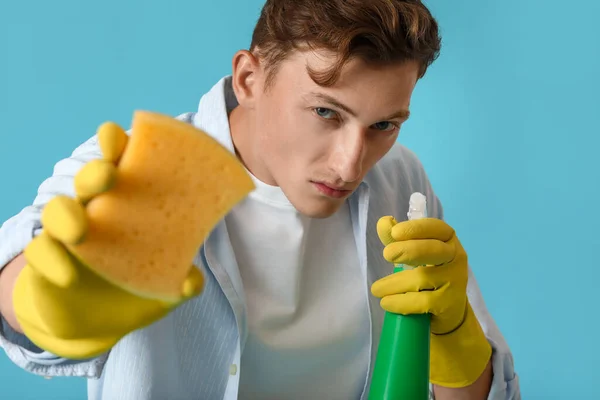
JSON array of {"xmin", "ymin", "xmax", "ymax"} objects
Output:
[
  {"xmin": 276, "ymin": 111, "xmax": 329, "ymax": 161},
  {"xmin": 255, "ymin": 105, "xmax": 288, "ymax": 152},
  {"xmin": 255, "ymin": 108, "xmax": 307, "ymax": 174}
]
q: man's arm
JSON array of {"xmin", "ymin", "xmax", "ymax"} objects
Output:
[
  {"xmin": 0, "ymin": 134, "xmax": 107, "ymax": 377},
  {"xmin": 389, "ymin": 149, "xmax": 519, "ymax": 400},
  {"xmin": 433, "ymin": 359, "xmax": 493, "ymax": 400},
  {"xmin": 0, "ymin": 253, "xmax": 26, "ymax": 333}
]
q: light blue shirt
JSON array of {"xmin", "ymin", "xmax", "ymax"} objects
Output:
[{"xmin": 0, "ymin": 77, "xmax": 520, "ymax": 400}]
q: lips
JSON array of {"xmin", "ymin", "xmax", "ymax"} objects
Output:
[{"xmin": 311, "ymin": 181, "xmax": 352, "ymax": 199}]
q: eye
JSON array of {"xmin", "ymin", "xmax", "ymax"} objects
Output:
[
  {"xmin": 371, "ymin": 121, "xmax": 400, "ymax": 132},
  {"xmin": 314, "ymin": 107, "xmax": 338, "ymax": 120}
]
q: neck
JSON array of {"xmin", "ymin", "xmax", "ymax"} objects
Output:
[{"xmin": 229, "ymin": 106, "xmax": 277, "ymax": 186}]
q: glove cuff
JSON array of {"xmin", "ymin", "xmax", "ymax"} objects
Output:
[{"xmin": 429, "ymin": 301, "xmax": 492, "ymax": 388}]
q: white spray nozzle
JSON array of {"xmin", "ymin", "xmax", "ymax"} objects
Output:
[
  {"xmin": 407, "ymin": 192, "xmax": 427, "ymax": 221},
  {"xmin": 400, "ymin": 192, "xmax": 428, "ymax": 271}
]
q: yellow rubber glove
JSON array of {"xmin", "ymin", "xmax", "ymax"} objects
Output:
[
  {"xmin": 13, "ymin": 122, "xmax": 204, "ymax": 360},
  {"xmin": 371, "ymin": 216, "xmax": 492, "ymax": 388}
]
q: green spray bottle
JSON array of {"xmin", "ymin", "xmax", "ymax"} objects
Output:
[{"xmin": 369, "ymin": 192, "xmax": 430, "ymax": 400}]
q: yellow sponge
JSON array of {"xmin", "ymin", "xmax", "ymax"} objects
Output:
[{"xmin": 67, "ymin": 111, "xmax": 254, "ymax": 302}]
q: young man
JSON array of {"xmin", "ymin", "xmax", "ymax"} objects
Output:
[{"xmin": 0, "ymin": 0, "xmax": 520, "ymax": 399}]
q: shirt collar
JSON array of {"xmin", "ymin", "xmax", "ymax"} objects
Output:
[{"xmin": 192, "ymin": 75, "xmax": 238, "ymax": 154}]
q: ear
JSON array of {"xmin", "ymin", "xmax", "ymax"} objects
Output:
[{"xmin": 231, "ymin": 50, "xmax": 262, "ymax": 109}]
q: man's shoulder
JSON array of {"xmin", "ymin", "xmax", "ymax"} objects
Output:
[
  {"xmin": 175, "ymin": 112, "xmax": 197, "ymax": 124},
  {"xmin": 366, "ymin": 142, "xmax": 428, "ymax": 186},
  {"xmin": 364, "ymin": 143, "xmax": 443, "ymax": 219},
  {"xmin": 379, "ymin": 142, "xmax": 423, "ymax": 169}
]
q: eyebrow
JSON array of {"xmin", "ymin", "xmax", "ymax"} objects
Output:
[{"xmin": 308, "ymin": 92, "xmax": 410, "ymax": 121}]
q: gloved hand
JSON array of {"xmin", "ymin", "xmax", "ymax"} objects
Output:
[
  {"xmin": 12, "ymin": 122, "xmax": 204, "ymax": 360},
  {"xmin": 371, "ymin": 216, "xmax": 492, "ymax": 388}
]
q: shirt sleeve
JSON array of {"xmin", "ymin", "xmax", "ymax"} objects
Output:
[
  {"xmin": 0, "ymin": 134, "xmax": 110, "ymax": 378},
  {"xmin": 467, "ymin": 267, "xmax": 521, "ymax": 399}
]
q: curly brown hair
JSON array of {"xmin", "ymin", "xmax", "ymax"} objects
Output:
[{"xmin": 250, "ymin": 0, "xmax": 442, "ymax": 88}]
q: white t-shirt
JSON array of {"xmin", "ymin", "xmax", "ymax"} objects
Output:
[{"xmin": 226, "ymin": 172, "xmax": 370, "ymax": 400}]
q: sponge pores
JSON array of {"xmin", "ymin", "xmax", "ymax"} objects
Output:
[{"xmin": 67, "ymin": 111, "xmax": 254, "ymax": 302}]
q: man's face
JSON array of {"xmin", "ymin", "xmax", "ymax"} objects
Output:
[{"xmin": 233, "ymin": 50, "xmax": 420, "ymax": 218}]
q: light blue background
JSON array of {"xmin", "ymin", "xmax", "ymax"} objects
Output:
[{"xmin": 1, "ymin": 0, "xmax": 598, "ymax": 398}]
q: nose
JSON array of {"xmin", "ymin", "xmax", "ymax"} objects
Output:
[{"xmin": 330, "ymin": 129, "xmax": 366, "ymax": 183}]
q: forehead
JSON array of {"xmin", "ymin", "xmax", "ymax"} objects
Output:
[{"xmin": 267, "ymin": 50, "xmax": 420, "ymax": 114}]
